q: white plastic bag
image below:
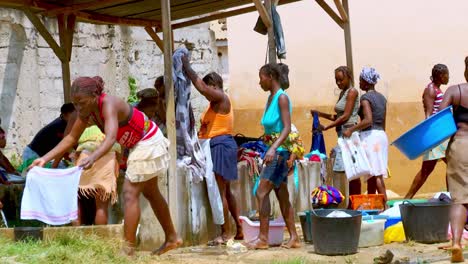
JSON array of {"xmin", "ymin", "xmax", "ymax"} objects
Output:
[{"xmin": 338, "ymin": 132, "xmax": 371, "ymax": 181}]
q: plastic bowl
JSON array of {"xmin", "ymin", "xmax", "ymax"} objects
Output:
[
  {"xmin": 239, "ymin": 216, "xmax": 285, "ymax": 246},
  {"xmin": 392, "ymin": 107, "xmax": 456, "ymax": 160}
]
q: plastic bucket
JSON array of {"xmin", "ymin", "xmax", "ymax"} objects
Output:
[
  {"xmin": 298, "ymin": 211, "xmax": 313, "ymax": 243},
  {"xmin": 311, "ymin": 209, "xmax": 362, "ymax": 255},
  {"xmin": 399, "ymin": 202, "xmax": 451, "ymax": 243},
  {"xmin": 392, "ymin": 107, "xmax": 456, "ymax": 160},
  {"xmin": 387, "ymin": 199, "xmax": 428, "ymax": 208},
  {"xmin": 14, "ymin": 227, "xmax": 43, "ymax": 241},
  {"xmin": 359, "ymin": 219, "xmax": 386, "ymax": 248}
]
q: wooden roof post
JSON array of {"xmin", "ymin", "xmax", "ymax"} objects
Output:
[
  {"xmin": 58, "ymin": 14, "xmax": 76, "ymax": 103},
  {"xmin": 161, "ymin": 0, "xmax": 178, "ymax": 228},
  {"xmin": 265, "ymin": 0, "xmax": 276, "ymax": 63},
  {"xmin": 23, "ymin": 9, "xmax": 66, "ymax": 61},
  {"xmin": 333, "ymin": 0, "xmax": 348, "ymax": 23},
  {"xmin": 144, "ymin": 26, "xmax": 164, "ymax": 52},
  {"xmin": 343, "ymin": 0, "xmax": 354, "ymax": 85},
  {"xmin": 315, "ymin": 0, "xmax": 344, "ymax": 29},
  {"xmin": 252, "ymin": 0, "xmax": 272, "ymax": 28}
]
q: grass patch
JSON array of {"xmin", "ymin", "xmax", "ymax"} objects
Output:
[
  {"xmin": 406, "ymin": 239, "xmax": 416, "ymax": 247},
  {"xmin": 0, "ymin": 231, "xmax": 150, "ymax": 264}
]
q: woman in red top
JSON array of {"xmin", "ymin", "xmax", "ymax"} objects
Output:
[{"xmin": 30, "ymin": 76, "xmax": 181, "ymax": 255}]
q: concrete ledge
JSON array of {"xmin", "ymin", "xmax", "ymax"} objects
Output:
[{"xmin": 0, "ymin": 224, "xmax": 123, "ymax": 241}]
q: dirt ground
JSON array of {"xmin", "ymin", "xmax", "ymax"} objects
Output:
[
  {"xmin": 148, "ymin": 242, "xmax": 466, "ymax": 264},
  {"xmin": 144, "ymin": 225, "xmax": 467, "ymax": 264}
]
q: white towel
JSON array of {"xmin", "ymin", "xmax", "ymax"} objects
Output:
[
  {"xmin": 21, "ymin": 166, "xmax": 82, "ymax": 225},
  {"xmin": 199, "ymin": 139, "xmax": 224, "ymax": 225}
]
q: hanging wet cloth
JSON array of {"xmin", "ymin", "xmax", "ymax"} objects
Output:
[
  {"xmin": 253, "ymin": 2, "xmax": 287, "ymax": 59},
  {"xmin": 173, "ymin": 47, "xmax": 206, "ymax": 182},
  {"xmin": 310, "ymin": 112, "xmax": 326, "ymax": 154}
]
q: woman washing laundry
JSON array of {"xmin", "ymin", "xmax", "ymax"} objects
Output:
[
  {"xmin": 404, "ymin": 64, "xmax": 449, "ymax": 199},
  {"xmin": 438, "ymin": 56, "xmax": 468, "ymax": 263},
  {"xmin": 135, "ymin": 77, "xmax": 167, "ymax": 136},
  {"xmin": 182, "ymin": 56, "xmax": 243, "ymax": 244},
  {"xmin": 246, "ymin": 63, "xmax": 300, "ymax": 250},
  {"xmin": 311, "ymin": 66, "xmax": 361, "ymax": 201},
  {"xmin": 0, "ymin": 127, "xmax": 18, "ymax": 184},
  {"xmin": 30, "ymin": 76, "xmax": 181, "ymax": 255},
  {"xmin": 343, "ymin": 67, "xmax": 388, "ymax": 205},
  {"xmin": 72, "ymin": 124, "xmax": 121, "ymax": 226}
]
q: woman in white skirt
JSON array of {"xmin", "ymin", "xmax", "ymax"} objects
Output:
[
  {"xmin": 343, "ymin": 67, "xmax": 388, "ymax": 205},
  {"xmin": 30, "ymin": 76, "xmax": 181, "ymax": 256}
]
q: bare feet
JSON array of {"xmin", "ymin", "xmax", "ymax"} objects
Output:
[
  {"xmin": 152, "ymin": 238, "xmax": 183, "ymax": 256},
  {"xmin": 207, "ymin": 236, "xmax": 228, "ymax": 246},
  {"xmin": 120, "ymin": 244, "xmax": 135, "ymax": 256},
  {"xmin": 244, "ymin": 238, "xmax": 269, "ymax": 250},
  {"xmin": 234, "ymin": 229, "xmax": 244, "ymax": 240},
  {"xmin": 451, "ymin": 245, "xmax": 464, "ymax": 263},
  {"xmin": 438, "ymin": 243, "xmax": 466, "ymax": 250},
  {"xmin": 281, "ymin": 238, "xmax": 301, "ymax": 249},
  {"xmin": 438, "ymin": 244, "xmax": 452, "ymax": 250}
]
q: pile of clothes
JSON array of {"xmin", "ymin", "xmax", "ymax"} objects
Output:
[
  {"xmin": 311, "ymin": 185, "xmax": 344, "ymax": 208},
  {"xmin": 237, "ymin": 141, "xmax": 267, "ymax": 179}
]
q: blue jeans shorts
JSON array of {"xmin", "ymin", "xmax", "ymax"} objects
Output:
[{"xmin": 260, "ymin": 151, "xmax": 290, "ymax": 188}]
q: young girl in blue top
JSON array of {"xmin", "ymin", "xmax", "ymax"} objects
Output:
[{"xmin": 246, "ymin": 63, "xmax": 300, "ymax": 250}]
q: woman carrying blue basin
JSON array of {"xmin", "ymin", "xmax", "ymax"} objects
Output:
[
  {"xmin": 439, "ymin": 56, "xmax": 468, "ymax": 263},
  {"xmin": 404, "ymin": 64, "xmax": 450, "ymax": 199}
]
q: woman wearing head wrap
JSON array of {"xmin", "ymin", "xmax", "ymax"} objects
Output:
[
  {"xmin": 29, "ymin": 76, "xmax": 181, "ymax": 255},
  {"xmin": 343, "ymin": 67, "xmax": 388, "ymax": 205},
  {"xmin": 311, "ymin": 66, "xmax": 361, "ymax": 204},
  {"xmin": 404, "ymin": 64, "xmax": 449, "ymax": 199}
]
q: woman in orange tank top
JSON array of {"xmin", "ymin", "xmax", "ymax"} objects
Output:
[{"xmin": 182, "ymin": 55, "xmax": 243, "ymax": 244}]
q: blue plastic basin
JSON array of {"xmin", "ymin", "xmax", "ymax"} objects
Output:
[{"xmin": 392, "ymin": 107, "xmax": 456, "ymax": 160}]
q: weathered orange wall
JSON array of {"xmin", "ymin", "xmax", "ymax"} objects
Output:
[
  {"xmin": 226, "ymin": 0, "xmax": 468, "ymax": 196},
  {"xmin": 233, "ymin": 102, "xmax": 447, "ymax": 196}
]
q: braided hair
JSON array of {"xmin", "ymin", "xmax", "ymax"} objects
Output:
[
  {"xmin": 431, "ymin": 64, "xmax": 448, "ymax": 82},
  {"xmin": 71, "ymin": 76, "xmax": 104, "ymax": 96},
  {"xmin": 260, "ymin": 63, "xmax": 281, "ymax": 81},
  {"xmin": 335, "ymin": 66, "xmax": 353, "ymax": 82},
  {"xmin": 202, "ymin": 72, "xmax": 223, "ymax": 89}
]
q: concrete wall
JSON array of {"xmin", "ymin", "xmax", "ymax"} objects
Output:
[
  {"xmin": 0, "ymin": 8, "xmax": 220, "ymax": 157},
  {"xmin": 228, "ymin": 0, "xmax": 468, "ymax": 196}
]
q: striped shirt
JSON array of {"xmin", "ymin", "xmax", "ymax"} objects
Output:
[{"xmin": 425, "ymin": 82, "xmax": 444, "ymax": 115}]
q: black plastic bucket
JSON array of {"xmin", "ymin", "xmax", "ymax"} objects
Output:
[
  {"xmin": 311, "ymin": 209, "xmax": 362, "ymax": 255},
  {"xmin": 298, "ymin": 211, "xmax": 313, "ymax": 243},
  {"xmin": 399, "ymin": 202, "xmax": 450, "ymax": 243},
  {"xmin": 14, "ymin": 227, "xmax": 43, "ymax": 242}
]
